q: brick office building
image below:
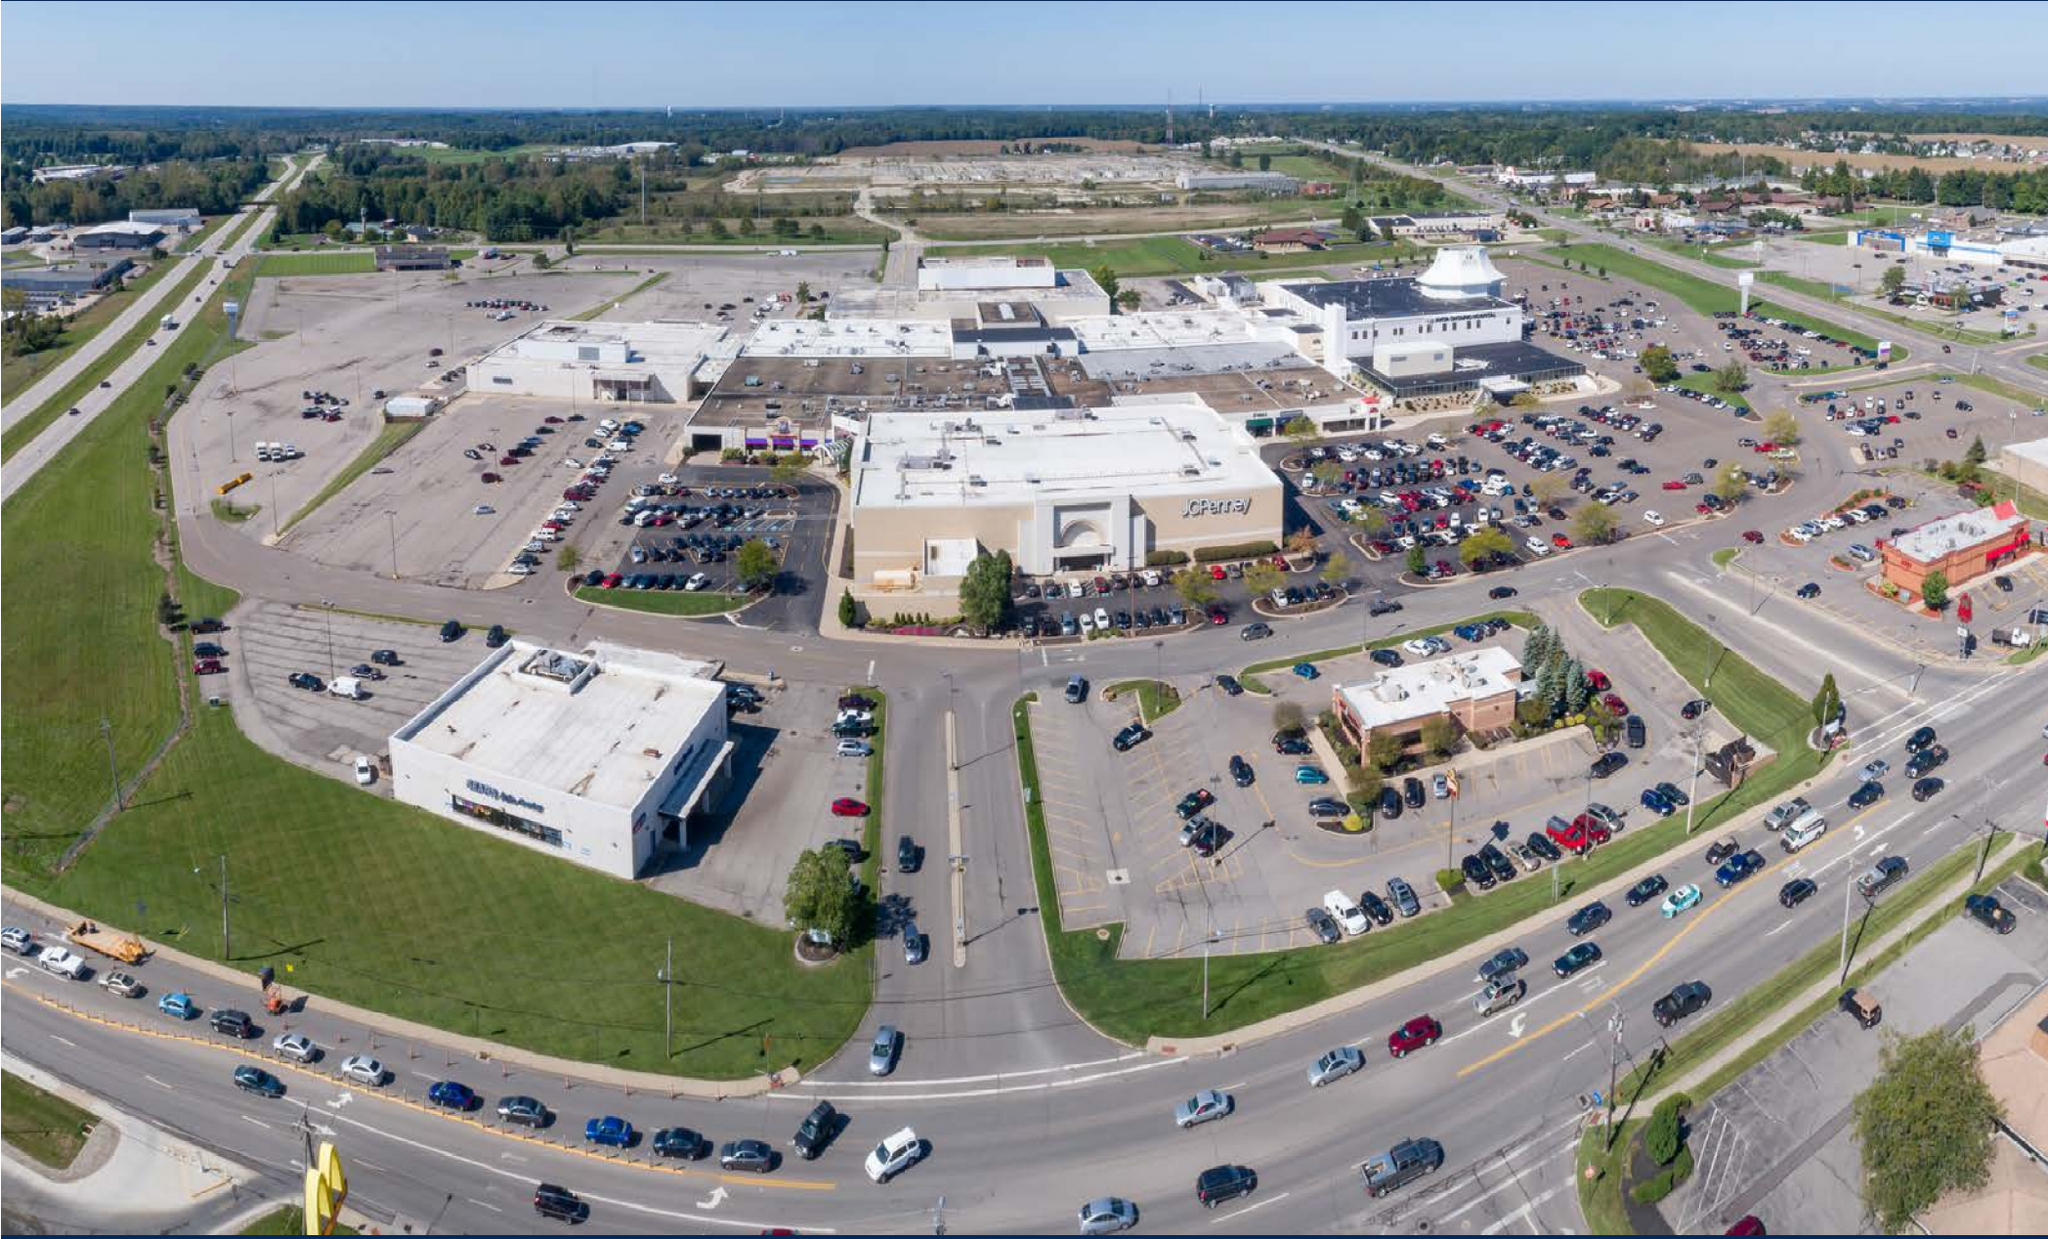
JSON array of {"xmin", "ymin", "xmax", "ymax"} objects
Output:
[
  {"xmin": 1879, "ymin": 501, "xmax": 2035, "ymax": 598},
  {"xmin": 1332, "ymin": 647, "xmax": 1523, "ymax": 756}
]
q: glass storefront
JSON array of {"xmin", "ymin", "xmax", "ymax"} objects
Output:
[{"xmin": 450, "ymin": 793, "xmax": 563, "ymax": 848}]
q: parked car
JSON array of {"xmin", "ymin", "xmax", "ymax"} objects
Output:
[
  {"xmin": 583, "ymin": 1115, "xmax": 634, "ymax": 1148},
  {"xmin": 719, "ymin": 1138, "xmax": 775, "ymax": 1173},
  {"xmin": 1964, "ymin": 893, "xmax": 2016, "ymax": 935}
]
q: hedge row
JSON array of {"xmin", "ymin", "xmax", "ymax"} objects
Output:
[{"xmin": 1193, "ymin": 540, "xmax": 1280, "ymax": 563}]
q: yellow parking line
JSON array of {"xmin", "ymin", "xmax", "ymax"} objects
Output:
[{"xmin": 1456, "ymin": 802, "xmax": 1884, "ymax": 1077}]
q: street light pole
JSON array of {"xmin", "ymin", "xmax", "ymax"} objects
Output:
[
  {"xmin": 386, "ymin": 511, "xmax": 400, "ymax": 580},
  {"xmin": 1975, "ymin": 816, "xmax": 2001, "ymax": 884},
  {"xmin": 219, "ymin": 855, "xmax": 232, "ymax": 960},
  {"xmin": 659, "ymin": 936, "xmax": 673, "ymax": 1060},
  {"xmin": 1838, "ymin": 873, "xmax": 1858, "ymax": 985},
  {"xmin": 99, "ymin": 717, "xmax": 121, "ymax": 812},
  {"xmin": 321, "ymin": 599, "xmax": 336, "ymax": 680}
]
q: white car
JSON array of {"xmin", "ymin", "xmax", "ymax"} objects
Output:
[
  {"xmin": 562, "ymin": 457, "xmax": 583, "ymax": 469},
  {"xmin": 38, "ymin": 947, "xmax": 88, "ymax": 979},
  {"xmin": 684, "ymin": 573, "xmax": 709, "ymax": 591},
  {"xmin": 0, "ymin": 927, "xmax": 32, "ymax": 955},
  {"xmin": 836, "ymin": 739, "xmax": 873, "ymax": 759},
  {"xmin": 1066, "ymin": 580, "xmax": 1085, "ymax": 599},
  {"xmin": 471, "ymin": 504, "xmax": 495, "ymax": 516},
  {"xmin": 864, "ymin": 1126, "xmax": 924, "ymax": 1184},
  {"xmin": 1643, "ymin": 510, "xmax": 1665, "ymax": 527},
  {"xmin": 1079, "ymin": 612, "xmax": 1095, "ymax": 634},
  {"xmin": 1525, "ymin": 536, "xmax": 1552, "ymax": 557},
  {"xmin": 354, "ymin": 756, "xmax": 376, "ymax": 785},
  {"xmin": 1094, "ymin": 607, "xmax": 1111, "ymax": 631},
  {"xmin": 1402, "ymin": 638, "xmax": 1436, "ymax": 657},
  {"xmin": 338, "ymin": 1055, "xmax": 385, "ymax": 1087},
  {"xmin": 1786, "ymin": 527, "xmax": 1811, "ymax": 543},
  {"xmin": 657, "ymin": 473, "xmax": 679, "ymax": 486},
  {"xmin": 1141, "ymin": 569, "xmax": 1162, "ymax": 587},
  {"xmin": 506, "ymin": 563, "xmax": 534, "ymax": 576},
  {"xmin": 273, "ymin": 1033, "xmax": 318, "ymax": 1063},
  {"xmin": 1323, "ymin": 890, "xmax": 1369, "ymax": 936}
]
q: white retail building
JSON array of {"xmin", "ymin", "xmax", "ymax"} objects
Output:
[
  {"xmin": 388, "ymin": 642, "xmax": 734, "ymax": 880},
  {"xmin": 469, "ymin": 320, "xmax": 733, "ymax": 403}
]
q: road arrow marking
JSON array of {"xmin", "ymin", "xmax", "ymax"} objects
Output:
[
  {"xmin": 326, "ymin": 1092, "xmax": 354, "ymax": 1109},
  {"xmin": 1509, "ymin": 1012, "xmax": 1528, "ymax": 1039},
  {"xmin": 5, "ymin": 967, "xmax": 25, "ymax": 980},
  {"xmin": 695, "ymin": 1187, "xmax": 729, "ymax": 1210}
]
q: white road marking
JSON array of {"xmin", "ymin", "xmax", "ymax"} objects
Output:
[
  {"xmin": 1764, "ymin": 918, "xmax": 1796, "ymax": 938},
  {"xmin": 812, "ymin": 1050, "xmax": 1146, "ymax": 1087},
  {"xmin": 1483, "ymin": 1181, "xmax": 1576, "ymax": 1234},
  {"xmin": 695, "ymin": 1186, "xmax": 730, "ymax": 1210},
  {"xmin": 466, "ymin": 1198, "xmax": 502, "ymax": 1214},
  {"xmin": 1210, "ymin": 1191, "xmax": 1290, "ymax": 1225},
  {"xmin": 240, "ymin": 1115, "xmax": 272, "ymax": 1129},
  {"xmin": 145, "ymin": 1074, "xmax": 173, "ymax": 1089},
  {"xmin": 1560, "ymin": 1038, "xmax": 1599, "ymax": 1063},
  {"xmin": 786, "ymin": 1055, "xmax": 1185, "ymax": 1101},
  {"xmin": 49, "ymin": 1035, "xmax": 77, "ymax": 1049}
]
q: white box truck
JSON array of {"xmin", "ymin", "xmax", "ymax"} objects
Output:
[{"xmin": 328, "ymin": 676, "xmax": 364, "ymax": 701}]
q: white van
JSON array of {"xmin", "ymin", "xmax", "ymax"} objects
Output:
[
  {"xmin": 1780, "ymin": 809, "xmax": 1827, "ymax": 853},
  {"xmin": 328, "ymin": 677, "xmax": 364, "ymax": 701}
]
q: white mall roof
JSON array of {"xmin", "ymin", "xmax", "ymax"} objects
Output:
[
  {"xmin": 1337, "ymin": 646, "xmax": 1523, "ymax": 730},
  {"xmin": 851, "ymin": 402, "xmax": 1280, "ymax": 511},
  {"xmin": 1067, "ymin": 309, "xmax": 1274, "ymax": 352},
  {"xmin": 740, "ymin": 318, "xmax": 952, "ymax": 358},
  {"xmin": 484, "ymin": 319, "xmax": 729, "ymax": 369},
  {"xmin": 391, "ymin": 641, "xmax": 725, "ymax": 811}
]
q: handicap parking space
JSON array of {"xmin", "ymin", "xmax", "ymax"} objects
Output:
[{"xmin": 644, "ymin": 680, "xmax": 873, "ymax": 921}]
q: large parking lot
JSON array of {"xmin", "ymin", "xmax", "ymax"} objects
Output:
[{"xmin": 1031, "ymin": 611, "xmax": 1737, "ymax": 961}]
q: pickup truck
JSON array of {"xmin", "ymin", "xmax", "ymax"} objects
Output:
[
  {"xmin": 37, "ymin": 947, "xmax": 88, "ymax": 979},
  {"xmin": 1857, "ymin": 855, "xmax": 1909, "ymax": 899},
  {"xmin": 1361, "ymin": 1137, "xmax": 1444, "ymax": 1198},
  {"xmin": 66, "ymin": 919, "xmax": 149, "ymax": 963},
  {"xmin": 1763, "ymin": 796, "xmax": 1810, "ymax": 832},
  {"xmin": 1989, "ymin": 627, "xmax": 2034, "ymax": 648}
]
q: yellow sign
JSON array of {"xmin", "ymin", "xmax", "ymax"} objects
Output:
[{"xmin": 304, "ymin": 1141, "xmax": 348, "ymax": 1235}]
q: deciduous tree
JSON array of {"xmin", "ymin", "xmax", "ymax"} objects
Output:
[
  {"xmin": 1243, "ymin": 560, "xmax": 1285, "ymax": 598},
  {"xmin": 1418, "ymin": 717, "xmax": 1456, "ymax": 759},
  {"xmin": 1762, "ymin": 410, "xmax": 1802, "ymax": 446},
  {"xmin": 1640, "ymin": 344, "xmax": 1679, "ymax": 383},
  {"xmin": 1853, "ymin": 1025, "xmax": 2003, "ymax": 1233},
  {"xmin": 1713, "ymin": 461, "xmax": 1749, "ymax": 504},
  {"xmin": 734, "ymin": 538, "xmax": 779, "ymax": 591},
  {"xmin": 957, "ymin": 550, "xmax": 1015, "ymax": 631},
  {"xmin": 784, "ymin": 847, "xmax": 861, "ymax": 947},
  {"xmin": 1572, "ymin": 501, "xmax": 1619, "ymax": 545},
  {"xmin": 1459, "ymin": 527, "xmax": 1515, "ymax": 569},
  {"xmin": 1173, "ymin": 568, "xmax": 1217, "ymax": 606},
  {"xmin": 1920, "ymin": 570, "xmax": 1949, "ymax": 610},
  {"xmin": 1368, "ymin": 731, "xmax": 1404, "ymax": 772},
  {"xmin": 1713, "ymin": 360, "xmax": 1749, "ymax": 396},
  {"xmin": 1321, "ymin": 551, "xmax": 1352, "ymax": 589}
]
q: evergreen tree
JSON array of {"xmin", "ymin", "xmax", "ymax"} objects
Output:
[{"xmin": 1561, "ymin": 656, "xmax": 1591, "ymax": 714}]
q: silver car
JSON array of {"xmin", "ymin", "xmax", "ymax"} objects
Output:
[
  {"xmin": 272, "ymin": 1032, "xmax": 318, "ymax": 1063},
  {"xmin": 1307, "ymin": 1045, "xmax": 1365, "ymax": 1088},
  {"xmin": 1173, "ymin": 1089, "xmax": 1233, "ymax": 1129},
  {"xmin": 868, "ymin": 1024, "xmax": 900, "ymax": 1077},
  {"xmin": 1078, "ymin": 1197, "xmax": 1139, "ymax": 1235},
  {"xmin": 337, "ymin": 1054, "xmax": 385, "ymax": 1087}
]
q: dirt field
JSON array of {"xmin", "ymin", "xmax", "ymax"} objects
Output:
[
  {"xmin": 1692, "ymin": 142, "xmax": 2043, "ymax": 176},
  {"xmin": 1866, "ymin": 132, "xmax": 2048, "ymax": 152},
  {"xmin": 834, "ymin": 138, "xmax": 1152, "ymax": 158}
]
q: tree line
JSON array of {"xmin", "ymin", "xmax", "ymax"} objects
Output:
[{"xmin": 1, "ymin": 157, "xmax": 269, "ymax": 229}]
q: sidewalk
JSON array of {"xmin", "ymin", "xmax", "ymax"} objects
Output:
[{"xmin": 0, "ymin": 886, "xmax": 792, "ymax": 1100}]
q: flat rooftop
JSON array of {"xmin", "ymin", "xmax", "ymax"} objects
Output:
[
  {"xmin": 485, "ymin": 318, "xmax": 730, "ymax": 368},
  {"xmin": 694, "ymin": 354, "xmax": 1001, "ymax": 428},
  {"xmin": 741, "ymin": 318, "xmax": 952, "ymax": 358},
  {"xmin": 392, "ymin": 641, "xmax": 725, "ymax": 812},
  {"xmin": 1359, "ymin": 339, "xmax": 1583, "ymax": 395},
  {"xmin": 1284, "ymin": 276, "xmax": 1512, "ymax": 319},
  {"xmin": 852, "ymin": 402, "xmax": 1280, "ymax": 511},
  {"xmin": 1338, "ymin": 646, "xmax": 1523, "ymax": 730},
  {"xmin": 1888, "ymin": 501, "xmax": 2029, "ymax": 564}
]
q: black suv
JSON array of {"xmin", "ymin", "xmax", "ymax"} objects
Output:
[
  {"xmin": 1403, "ymin": 777, "xmax": 1425, "ymax": 809},
  {"xmin": 439, "ymin": 619, "xmax": 463, "ymax": 643},
  {"xmin": 1195, "ymin": 1164, "xmax": 1258, "ymax": 1209},
  {"xmin": 1461, "ymin": 852, "xmax": 1495, "ymax": 891},
  {"xmin": 1904, "ymin": 745, "xmax": 1947, "ymax": 778},
  {"xmin": 790, "ymin": 1101, "xmax": 839, "ymax": 1159},
  {"xmin": 1625, "ymin": 874, "xmax": 1669, "ymax": 907},
  {"xmin": 1479, "ymin": 843, "xmax": 1516, "ymax": 885},
  {"xmin": 1112, "ymin": 722, "xmax": 1150, "ymax": 752},
  {"xmin": 1624, "ymin": 715, "xmax": 1646, "ymax": 749},
  {"xmin": 210, "ymin": 1008, "xmax": 255, "ymax": 1038},
  {"xmin": 369, "ymin": 648, "xmax": 400, "ymax": 666},
  {"xmin": 1378, "ymin": 786, "xmax": 1403, "ymax": 819},
  {"xmin": 896, "ymin": 835, "xmax": 921, "ymax": 873},
  {"xmin": 1525, "ymin": 832, "xmax": 1562, "ymax": 863},
  {"xmin": 486, "ymin": 624, "xmax": 509, "ymax": 648},
  {"xmin": 1589, "ymin": 752, "xmax": 1628, "ymax": 779},
  {"xmin": 1229, "ymin": 755, "xmax": 1254, "ymax": 787},
  {"xmin": 1653, "ymin": 981, "xmax": 1712, "ymax": 1027},
  {"xmin": 1904, "ymin": 725, "xmax": 1936, "ymax": 754},
  {"xmin": 533, "ymin": 1184, "xmax": 585, "ymax": 1222}
]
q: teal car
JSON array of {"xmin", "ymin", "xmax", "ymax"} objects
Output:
[
  {"xmin": 158, "ymin": 991, "xmax": 198, "ymax": 1020},
  {"xmin": 1659, "ymin": 884, "xmax": 1702, "ymax": 918},
  {"xmin": 1295, "ymin": 765, "xmax": 1330, "ymax": 785},
  {"xmin": 1293, "ymin": 662, "xmax": 1320, "ymax": 680}
]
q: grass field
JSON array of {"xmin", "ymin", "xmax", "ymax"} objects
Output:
[
  {"xmin": 573, "ymin": 585, "xmax": 748, "ymax": 616},
  {"xmin": 566, "ymin": 271, "xmax": 670, "ymax": 321},
  {"xmin": 1106, "ymin": 679, "xmax": 1182, "ymax": 722},
  {"xmin": 2029, "ymin": 353, "xmax": 2048, "ymax": 373},
  {"xmin": 910, "ymin": 195, "xmax": 1348, "ymax": 242},
  {"xmin": 1, "ymin": 1071, "xmax": 98, "ymax": 1169},
  {"xmin": 3, "ymin": 249, "xmax": 48, "ymax": 266},
  {"xmin": 276, "ymin": 420, "xmax": 426, "ymax": 534},
  {"xmin": 174, "ymin": 215, "xmax": 231, "ymax": 254},
  {"xmin": 581, "ymin": 221, "xmax": 890, "ymax": 246},
  {"xmin": 0, "ymin": 254, "xmax": 185, "ymax": 425},
  {"xmin": 1639, "ymin": 235, "xmax": 1759, "ymax": 269},
  {"xmin": 1552, "ymin": 242, "xmax": 1739, "ymax": 315},
  {"xmin": 1754, "ymin": 270, "xmax": 1838, "ymax": 300},
  {"xmin": 1793, "ymin": 230, "xmax": 1850, "ymax": 246},
  {"xmin": 403, "ymin": 142, "xmax": 563, "ymax": 165},
  {"xmin": 3, "ymin": 224, "xmax": 871, "ymax": 1077},
  {"xmin": 937, "ymin": 234, "xmax": 1419, "ymax": 279},
  {"xmin": 256, "ymin": 251, "xmax": 374, "ymax": 276},
  {"xmin": 1009, "ymin": 593, "xmax": 1828, "ymax": 1045},
  {"xmin": 1712, "ymin": 547, "xmax": 1739, "ymax": 568}
]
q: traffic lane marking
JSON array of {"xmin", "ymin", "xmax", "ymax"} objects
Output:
[
  {"xmin": 1209, "ymin": 1190, "xmax": 1291, "ymax": 1226},
  {"xmin": 1455, "ymin": 800, "xmax": 1888, "ymax": 1077},
  {"xmin": 1436, "ymin": 966, "xmax": 1592, "ymax": 1046},
  {"xmin": 2, "ymin": 981, "xmax": 837, "ymax": 1192}
]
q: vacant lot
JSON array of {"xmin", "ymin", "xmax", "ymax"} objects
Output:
[
  {"xmin": 938, "ymin": 234, "xmax": 1417, "ymax": 279},
  {"xmin": 1692, "ymin": 141, "xmax": 2043, "ymax": 176}
]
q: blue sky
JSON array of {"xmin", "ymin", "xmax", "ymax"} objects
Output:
[{"xmin": 5, "ymin": 0, "xmax": 2047, "ymax": 108}]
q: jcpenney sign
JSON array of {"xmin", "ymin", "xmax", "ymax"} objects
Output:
[
  {"xmin": 466, "ymin": 779, "xmax": 546, "ymax": 815},
  {"xmin": 1182, "ymin": 497, "xmax": 1252, "ymax": 519}
]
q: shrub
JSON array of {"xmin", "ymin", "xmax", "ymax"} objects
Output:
[
  {"xmin": 1193, "ymin": 540, "xmax": 1280, "ymax": 563},
  {"xmin": 1629, "ymin": 1142, "xmax": 1696, "ymax": 1204},
  {"xmin": 1645, "ymin": 1101, "xmax": 1684, "ymax": 1166},
  {"xmin": 1145, "ymin": 549, "xmax": 1189, "ymax": 567},
  {"xmin": 1435, "ymin": 867, "xmax": 1464, "ymax": 893}
]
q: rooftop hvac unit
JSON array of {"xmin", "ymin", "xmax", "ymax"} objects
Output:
[
  {"xmin": 1024, "ymin": 472, "xmax": 1041, "ymax": 484},
  {"xmin": 969, "ymin": 475, "xmax": 987, "ymax": 486},
  {"xmin": 1180, "ymin": 465, "xmax": 1200, "ymax": 477}
]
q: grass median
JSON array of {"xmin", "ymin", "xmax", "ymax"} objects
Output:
[
  {"xmin": 1015, "ymin": 589, "xmax": 1828, "ymax": 1045},
  {"xmin": 1, "ymin": 1071, "xmax": 99, "ymax": 1170},
  {"xmin": 1106, "ymin": 679, "xmax": 1182, "ymax": 722},
  {"xmin": 574, "ymin": 586, "xmax": 749, "ymax": 616},
  {"xmin": 275, "ymin": 420, "xmax": 426, "ymax": 535},
  {"xmin": 239, "ymin": 1206, "xmax": 355, "ymax": 1235},
  {"xmin": 567, "ymin": 270, "xmax": 671, "ymax": 321}
]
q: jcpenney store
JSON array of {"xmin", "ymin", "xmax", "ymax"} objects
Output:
[
  {"xmin": 389, "ymin": 642, "xmax": 734, "ymax": 880},
  {"xmin": 847, "ymin": 402, "xmax": 1284, "ymax": 583}
]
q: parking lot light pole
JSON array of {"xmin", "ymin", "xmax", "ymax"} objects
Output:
[
  {"xmin": 99, "ymin": 717, "xmax": 121, "ymax": 813},
  {"xmin": 320, "ymin": 598, "xmax": 336, "ymax": 679},
  {"xmin": 385, "ymin": 511, "xmax": 399, "ymax": 580},
  {"xmin": 1975, "ymin": 816, "xmax": 2002, "ymax": 885}
]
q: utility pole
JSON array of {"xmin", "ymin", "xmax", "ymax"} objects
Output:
[
  {"xmin": 659, "ymin": 936, "xmax": 674, "ymax": 1059},
  {"xmin": 1838, "ymin": 873, "xmax": 1858, "ymax": 984},
  {"xmin": 320, "ymin": 599, "xmax": 336, "ymax": 680},
  {"xmin": 219, "ymin": 855, "xmax": 232, "ymax": 960},
  {"xmin": 1975, "ymin": 817, "xmax": 2001, "ymax": 884},
  {"xmin": 386, "ymin": 511, "xmax": 400, "ymax": 580},
  {"xmin": 99, "ymin": 717, "xmax": 121, "ymax": 812},
  {"xmin": 1603, "ymin": 1005, "xmax": 1625, "ymax": 1151},
  {"xmin": 1683, "ymin": 728, "xmax": 1705, "ymax": 835}
]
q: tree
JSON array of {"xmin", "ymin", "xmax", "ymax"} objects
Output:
[
  {"xmin": 1173, "ymin": 568, "xmax": 1217, "ymax": 607},
  {"xmin": 795, "ymin": 280, "xmax": 812, "ymax": 304},
  {"xmin": 784, "ymin": 847, "xmax": 862, "ymax": 946},
  {"xmin": 1713, "ymin": 460, "xmax": 1749, "ymax": 505},
  {"xmin": 530, "ymin": 251, "xmax": 552, "ymax": 270},
  {"xmin": 1271, "ymin": 701, "xmax": 1306, "ymax": 734},
  {"xmin": 1523, "ymin": 622, "xmax": 1555, "ymax": 670},
  {"xmin": 1963, "ymin": 436, "xmax": 1988, "ymax": 468},
  {"xmin": 1509, "ymin": 389, "xmax": 1541, "ymax": 409},
  {"xmin": 560, "ymin": 225, "xmax": 576, "ymax": 256},
  {"xmin": 1879, "ymin": 264, "xmax": 1906, "ymax": 296},
  {"xmin": 837, "ymin": 588, "xmax": 860, "ymax": 629},
  {"xmin": 1811, "ymin": 672, "xmax": 1840, "ymax": 728},
  {"xmin": 1090, "ymin": 265, "xmax": 1121, "ymax": 312},
  {"xmin": 1640, "ymin": 344, "xmax": 1680, "ymax": 383},
  {"xmin": 1309, "ymin": 460, "xmax": 1344, "ymax": 490},
  {"xmin": 1282, "ymin": 415, "xmax": 1318, "ymax": 445},
  {"xmin": 1418, "ymin": 717, "xmax": 1456, "ymax": 760},
  {"xmin": 1243, "ymin": 560, "xmax": 1285, "ymax": 598},
  {"xmin": 770, "ymin": 453, "xmax": 809, "ymax": 487},
  {"xmin": 958, "ymin": 550, "xmax": 1015, "ymax": 631},
  {"xmin": 1920, "ymin": 569, "xmax": 1949, "ymax": 610},
  {"xmin": 1712, "ymin": 360, "xmax": 1749, "ymax": 396},
  {"xmin": 1853, "ymin": 1025, "xmax": 2003, "ymax": 1233},
  {"xmin": 1573, "ymin": 501, "xmax": 1619, "ymax": 546},
  {"xmin": 1762, "ymin": 410, "xmax": 1802, "ymax": 446},
  {"xmin": 1368, "ymin": 731, "xmax": 1404, "ymax": 772},
  {"xmin": 1351, "ymin": 764, "xmax": 1384, "ymax": 806},
  {"xmin": 1406, "ymin": 544, "xmax": 1427, "ymax": 575},
  {"xmin": 1530, "ymin": 473, "xmax": 1571, "ymax": 506},
  {"xmin": 555, "ymin": 545, "xmax": 581, "ymax": 572},
  {"xmin": 1459, "ymin": 526, "xmax": 1514, "ymax": 569},
  {"xmin": 1537, "ymin": 656, "xmax": 1568, "ymax": 717},
  {"xmin": 1561, "ymin": 656, "xmax": 1591, "ymax": 713},
  {"xmin": 1321, "ymin": 551, "xmax": 1352, "ymax": 589},
  {"xmin": 734, "ymin": 539, "xmax": 779, "ymax": 591},
  {"xmin": 1285, "ymin": 529, "xmax": 1321, "ymax": 559},
  {"xmin": 1257, "ymin": 153, "xmax": 1272, "ymax": 173},
  {"xmin": 1115, "ymin": 289, "xmax": 1141, "ymax": 312}
]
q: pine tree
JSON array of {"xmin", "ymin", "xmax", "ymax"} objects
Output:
[
  {"xmin": 1523, "ymin": 623, "xmax": 1553, "ymax": 672},
  {"xmin": 1561, "ymin": 656, "xmax": 1591, "ymax": 714}
]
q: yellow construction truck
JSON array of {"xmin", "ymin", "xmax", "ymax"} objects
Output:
[{"xmin": 65, "ymin": 920, "xmax": 149, "ymax": 964}]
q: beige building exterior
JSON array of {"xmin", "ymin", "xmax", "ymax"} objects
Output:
[{"xmin": 847, "ymin": 403, "xmax": 1283, "ymax": 584}]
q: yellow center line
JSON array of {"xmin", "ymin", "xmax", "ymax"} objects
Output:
[{"xmin": 1455, "ymin": 802, "xmax": 1884, "ymax": 1078}]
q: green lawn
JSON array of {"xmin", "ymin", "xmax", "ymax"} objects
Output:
[
  {"xmin": 2029, "ymin": 353, "xmax": 2048, "ymax": 373},
  {"xmin": 239, "ymin": 1206, "xmax": 354, "ymax": 1235},
  {"xmin": 1011, "ymin": 593, "xmax": 1828, "ymax": 1045},
  {"xmin": 1755, "ymin": 270, "xmax": 1838, "ymax": 300},
  {"xmin": 1676, "ymin": 373, "xmax": 1753, "ymax": 411},
  {"xmin": 3, "ymin": 250, "xmax": 48, "ymax": 267},
  {"xmin": 1793, "ymin": 231, "xmax": 1850, "ymax": 246},
  {"xmin": 174, "ymin": 215, "xmax": 232, "ymax": 254},
  {"xmin": 566, "ymin": 271, "xmax": 670, "ymax": 321},
  {"xmin": 0, "ymin": 254, "xmax": 187, "ymax": 435},
  {"xmin": 574, "ymin": 585, "xmax": 748, "ymax": 616},
  {"xmin": 581, "ymin": 222, "xmax": 891, "ymax": 247},
  {"xmin": 1, "ymin": 1071, "xmax": 98, "ymax": 1170},
  {"xmin": 3, "ymin": 225, "xmax": 871, "ymax": 1078},
  {"xmin": 1106, "ymin": 679, "xmax": 1182, "ymax": 722},
  {"xmin": 1551, "ymin": 242, "xmax": 1739, "ymax": 316},
  {"xmin": 1712, "ymin": 548, "xmax": 1739, "ymax": 568},
  {"xmin": 256, "ymin": 251, "xmax": 374, "ymax": 276},
  {"xmin": 1639, "ymin": 235, "xmax": 1759, "ymax": 269},
  {"xmin": 277, "ymin": 421, "xmax": 426, "ymax": 535}
]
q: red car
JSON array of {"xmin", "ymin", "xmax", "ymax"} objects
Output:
[
  {"xmin": 544, "ymin": 415, "xmax": 564, "ymax": 424},
  {"xmin": 1602, "ymin": 693, "xmax": 1628, "ymax": 715},
  {"xmin": 1585, "ymin": 669, "xmax": 1611, "ymax": 692},
  {"xmin": 1387, "ymin": 1015, "xmax": 1442, "ymax": 1058},
  {"xmin": 1741, "ymin": 530, "xmax": 1765, "ymax": 544},
  {"xmin": 541, "ymin": 519, "xmax": 566, "ymax": 531},
  {"xmin": 602, "ymin": 573, "xmax": 622, "ymax": 589},
  {"xmin": 1208, "ymin": 606, "xmax": 1229, "ymax": 625},
  {"xmin": 193, "ymin": 658, "xmax": 225, "ymax": 675},
  {"xmin": 481, "ymin": 472, "xmax": 502, "ymax": 483},
  {"xmin": 1661, "ymin": 480, "xmax": 1687, "ymax": 491},
  {"xmin": 1550, "ymin": 533, "xmax": 1572, "ymax": 549},
  {"xmin": 1210, "ymin": 565, "xmax": 1228, "ymax": 580},
  {"xmin": 830, "ymin": 797, "xmax": 869, "ymax": 817},
  {"xmin": 499, "ymin": 455, "xmax": 519, "ymax": 466},
  {"xmin": 1271, "ymin": 555, "xmax": 1289, "ymax": 570},
  {"xmin": 1754, "ymin": 441, "xmax": 1777, "ymax": 453},
  {"xmin": 1695, "ymin": 502, "xmax": 1713, "ymax": 515}
]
